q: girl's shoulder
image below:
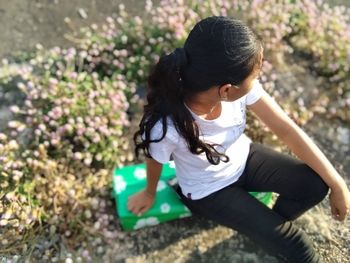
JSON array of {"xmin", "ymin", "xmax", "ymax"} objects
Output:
[
  {"xmin": 152, "ymin": 116, "xmax": 176, "ymax": 130},
  {"xmin": 245, "ymin": 79, "xmax": 265, "ymax": 106},
  {"xmin": 151, "ymin": 116, "xmax": 179, "ymax": 143}
]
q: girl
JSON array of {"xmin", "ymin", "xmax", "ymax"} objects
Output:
[{"xmin": 127, "ymin": 16, "xmax": 350, "ymax": 262}]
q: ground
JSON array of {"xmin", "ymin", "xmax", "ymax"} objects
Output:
[
  {"xmin": 0, "ymin": 0, "xmax": 159, "ymax": 59},
  {"xmin": 0, "ymin": 0, "xmax": 349, "ymax": 59},
  {"xmin": 0, "ymin": 1, "xmax": 349, "ymax": 262}
]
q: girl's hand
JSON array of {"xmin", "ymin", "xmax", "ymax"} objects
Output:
[
  {"xmin": 329, "ymin": 180, "xmax": 350, "ymax": 221},
  {"xmin": 127, "ymin": 189, "xmax": 155, "ymax": 216}
]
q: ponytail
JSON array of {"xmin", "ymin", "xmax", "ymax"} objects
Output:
[{"xmin": 133, "ymin": 47, "xmax": 229, "ymax": 165}]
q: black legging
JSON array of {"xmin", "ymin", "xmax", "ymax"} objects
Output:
[{"xmin": 175, "ymin": 142, "xmax": 329, "ymax": 263}]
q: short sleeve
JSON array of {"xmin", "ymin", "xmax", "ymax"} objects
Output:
[
  {"xmin": 245, "ymin": 79, "xmax": 265, "ymax": 106},
  {"xmin": 147, "ymin": 120, "xmax": 178, "ymax": 164}
]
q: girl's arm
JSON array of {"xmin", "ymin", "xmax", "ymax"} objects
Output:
[
  {"xmin": 145, "ymin": 157, "xmax": 163, "ymax": 197},
  {"xmin": 127, "ymin": 157, "xmax": 163, "ymax": 216},
  {"xmin": 247, "ymin": 92, "xmax": 350, "ymax": 221}
]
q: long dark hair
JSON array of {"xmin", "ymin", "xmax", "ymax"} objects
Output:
[{"xmin": 134, "ymin": 16, "xmax": 262, "ymax": 165}]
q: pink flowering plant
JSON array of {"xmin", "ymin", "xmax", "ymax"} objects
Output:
[
  {"xmin": 285, "ymin": 0, "xmax": 350, "ymax": 121},
  {"xmin": 0, "ymin": 133, "xmax": 43, "ymax": 247},
  {"xmin": 70, "ymin": 2, "xmax": 198, "ymax": 84},
  {"xmin": 16, "ymin": 71, "xmax": 134, "ymax": 168}
]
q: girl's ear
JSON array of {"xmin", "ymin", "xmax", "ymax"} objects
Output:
[
  {"xmin": 218, "ymin": 83, "xmax": 230, "ymax": 92},
  {"xmin": 218, "ymin": 83, "xmax": 239, "ymax": 92},
  {"xmin": 218, "ymin": 83, "xmax": 231, "ymax": 100},
  {"xmin": 218, "ymin": 83, "xmax": 239, "ymax": 99}
]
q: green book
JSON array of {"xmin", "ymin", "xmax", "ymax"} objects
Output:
[{"xmin": 112, "ymin": 162, "xmax": 272, "ymax": 231}]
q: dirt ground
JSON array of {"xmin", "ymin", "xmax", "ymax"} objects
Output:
[
  {"xmin": 0, "ymin": 0, "xmax": 349, "ymax": 59},
  {"xmin": 0, "ymin": 0, "xmax": 159, "ymax": 59}
]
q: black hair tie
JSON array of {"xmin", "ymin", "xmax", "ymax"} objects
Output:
[
  {"xmin": 173, "ymin": 47, "xmax": 188, "ymax": 67},
  {"xmin": 173, "ymin": 48, "xmax": 187, "ymax": 69},
  {"xmin": 172, "ymin": 47, "xmax": 188, "ymax": 81}
]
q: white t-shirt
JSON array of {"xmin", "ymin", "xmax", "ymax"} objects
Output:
[{"xmin": 149, "ymin": 79, "xmax": 266, "ymax": 200}]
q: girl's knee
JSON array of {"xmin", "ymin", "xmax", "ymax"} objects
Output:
[
  {"xmin": 304, "ymin": 166, "xmax": 329, "ymax": 202},
  {"xmin": 315, "ymin": 176, "xmax": 329, "ymax": 200}
]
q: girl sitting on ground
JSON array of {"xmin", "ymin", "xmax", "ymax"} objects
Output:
[{"xmin": 128, "ymin": 16, "xmax": 350, "ymax": 262}]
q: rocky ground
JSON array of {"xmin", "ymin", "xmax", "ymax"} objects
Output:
[
  {"xmin": 100, "ymin": 193, "xmax": 349, "ymax": 263},
  {"xmin": 0, "ymin": 0, "xmax": 159, "ymax": 59}
]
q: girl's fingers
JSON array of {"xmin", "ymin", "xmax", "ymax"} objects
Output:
[
  {"xmin": 339, "ymin": 209, "xmax": 346, "ymax": 221},
  {"xmin": 128, "ymin": 202, "xmax": 140, "ymax": 214},
  {"xmin": 127, "ymin": 200, "xmax": 133, "ymax": 211},
  {"xmin": 138, "ymin": 206, "xmax": 150, "ymax": 216},
  {"xmin": 135, "ymin": 205, "xmax": 146, "ymax": 216},
  {"xmin": 331, "ymin": 205, "xmax": 338, "ymax": 218},
  {"xmin": 331, "ymin": 207, "xmax": 346, "ymax": 221}
]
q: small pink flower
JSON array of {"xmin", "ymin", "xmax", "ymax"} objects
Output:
[
  {"xmin": 82, "ymin": 250, "xmax": 90, "ymax": 258},
  {"xmin": 92, "ymin": 135, "xmax": 101, "ymax": 143},
  {"xmin": 77, "ymin": 128, "xmax": 85, "ymax": 136},
  {"xmin": 74, "ymin": 152, "xmax": 83, "ymax": 160},
  {"xmin": 57, "ymin": 126, "xmax": 66, "ymax": 135},
  {"xmin": 10, "ymin": 105, "xmax": 20, "ymax": 113}
]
